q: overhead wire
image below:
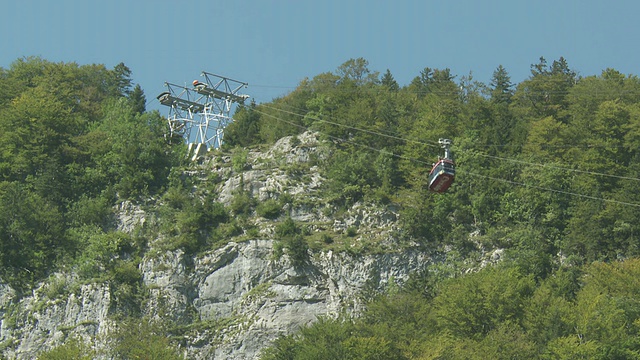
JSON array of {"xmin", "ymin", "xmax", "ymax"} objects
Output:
[
  {"xmin": 239, "ymin": 103, "xmax": 640, "ymax": 208},
  {"xmin": 462, "ymin": 171, "xmax": 640, "ymax": 208},
  {"xmin": 258, "ymin": 102, "xmax": 441, "ymax": 149},
  {"xmin": 145, "ymin": 95, "xmax": 158, "ymax": 109},
  {"xmin": 471, "ymin": 153, "xmax": 640, "ymax": 182},
  {"xmin": 254, "ymin": 101, "xmax": 640, "ymax": 183},
  {"xmin": 259, "ymin": 101, "xmax": 629, "ymax": 150},
  {"xmin": 246, "ymin": 105, "xmax": 423, "ymax": 164}
]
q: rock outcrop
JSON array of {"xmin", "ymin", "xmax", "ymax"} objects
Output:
[
  {"xmin": 0, "ymin": 132, "xmax": 430, "ymax": 359},
  {"xmin": 142, "ymin": 240, "xmax": 428, "ymax": 359}
]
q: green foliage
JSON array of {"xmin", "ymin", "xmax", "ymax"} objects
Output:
[
  {"xmin": 320, "ymin": 233, "xmax": 333, "ymax": 244},
  {"xmin": 70, "ymin": 226, "xmax": 131, "ymax": 279},
  {"xmin": 0, "ymin": 181, "xmax": 65, "ymax": 289},
  {"xmin": 275, "ymin": 217, "xmax": 299, "ymax": 238},
  {"xmin": 231, "ymin": 147, "xmax": 249, "ymax": 172},
  {"xmin": 111, "ymin": 318, "xmax": 184, "ymax": 360},
  {"xmin": 229, "ymin": 189, "xmax": 256, "ymax": 216},
  {"xmin": 91, "ymin": 99, "xmax": 176, "ymax": 199},
  {"xmin": 346, "ymin": 226, "xmax": 358, "ymax": 237},
  {"xmin": 110, "ymin": 260, "xmax": 144, "ymax": 317},
  {"xmin": 224, "ymin": 101, "xmax": 262, "ymax": 147},
  {"xmin": 0, "ymin": 57, "xmax": 182, "ymax": 289},
  {"xmin": 284, "ymin": 235, "xmax": 309, "ymax": 268},
  {"xmin": 432, "ymin": 266, "xmax": 535, "ymax": 340},
  {"xmin": 36, "ymin": 338, "xmax": 94, "ymax": 360},
  {"xmin": 323, "ymin": 148, "xmax": 379, "ymax": 207},
  {"xmin": 263, "ymin": 258, "xmax": 640, "ymax": 359},
  {"xmin": 129, "ymin": 84, "xmax": 146, "ymax": 114},
  {"xmin": 66, "ymin": 194, "xmax": 114, "ymax": 229},
  {"xmin": 274, "ymin": 218, "xmax": 309, "ymax": 268},
  {"xmin": 66, "ymin": 225, "xmax": 146, "ymax": 314},
  {"xmin": 543, "ymin": 336, "xmax": 601, "ymax": 360},
  {"xmin": 260, "ymin": 316, "xmax": 405, "ymax": 360},
  {"xmin": 256, "ymin": 198, "xmax": 283, "ymax": 219},
  {"xmin": 6, "ymin": 54, "xmax": 640, "ymax": 358},
  {"xmin": 154, "ymin": 182, "xmax": 231, "ymax": 254},
  {"xmin": 361, "ymin": 291, "xmax": 433, "ymax": 358}
]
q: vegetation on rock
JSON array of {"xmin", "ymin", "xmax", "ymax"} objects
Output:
[{"xmin": 2, "ymin": 55, "xmax": 640, "ymax": 358}]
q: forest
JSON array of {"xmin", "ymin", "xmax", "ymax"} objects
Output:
[{"xmin": 1, "ymin": 56, "xmax": 640, "ymax": 358}]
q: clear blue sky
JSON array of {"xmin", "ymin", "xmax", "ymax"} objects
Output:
[{"xmin": 2, "ymin": 0, "xmax": 639, "ymax": 113}]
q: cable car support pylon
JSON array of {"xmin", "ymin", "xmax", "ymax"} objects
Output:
[{"xmin": 157, "ymin": 72, "xmax": 249, "ymax": 159}]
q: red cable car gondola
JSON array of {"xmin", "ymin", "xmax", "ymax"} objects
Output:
[{"xmin": 428, "ymin": 139, "xmax": 455, "ymax": 193}]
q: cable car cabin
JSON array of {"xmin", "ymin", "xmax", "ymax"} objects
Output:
[{"xmin": 428, "ymin": 158, "xmax": 455, "ymax": 193}]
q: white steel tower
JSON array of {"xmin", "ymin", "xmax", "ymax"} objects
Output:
[{"xmin": 157, "ymin": 72, "xmax": 249, "ymax": 156}]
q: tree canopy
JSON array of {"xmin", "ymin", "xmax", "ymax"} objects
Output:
[
  {"xmin": 0, "ymin": 57, "xmax": 180, "ymax": 288},
  {"xmin": 3, "ymin": 55, "xmax": 640, "ymax": 359}
]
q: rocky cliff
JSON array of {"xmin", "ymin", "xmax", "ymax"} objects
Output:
[{"xmin": 0, "ymin": 132, "xmax": 430, "ymax": 359}]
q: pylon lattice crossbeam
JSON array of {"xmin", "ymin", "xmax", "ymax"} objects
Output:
[{"xmin": 157, "ymin": 71, "xmax": 249, "ymax": 153}]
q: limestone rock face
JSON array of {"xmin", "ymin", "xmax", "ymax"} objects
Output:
[
  {"xmin": 142, "ymin": 240, "xmax": 428, "ymax": 359},
  {"xmin": 1, "ymin": 280, "xmax": 113, "ymax": 359},
  {"xmin": 0, "ymin": 242, "xmax": 427, "ymax": 359},
  {"xmin": 0, "ymin": 132, "xmax": 430, "ymax": 359}
]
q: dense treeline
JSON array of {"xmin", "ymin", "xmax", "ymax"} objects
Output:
[
  {"xmin": 227, "ymin": 56, "xmax": 640, "ymax": 265},
  {"xmin": 3, "ymin": 55, "xmax": 640, "ymax": 358},
  {"xmin": 226, "ymin": 57, "xmax": 640, "ymax": 358},
  {"xmin": 0, "ymin": 57, "xmax": 181, "ymax": 290},
  {"xmin": 0, "ymin": 57, "xmax": 187, "ymax": 358}
]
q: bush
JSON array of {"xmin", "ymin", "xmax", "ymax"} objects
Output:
[
  {"xmin": 72, "ymin": 227, "xmax": 134, "ymax": 280},
  {"xmin": 346, "ymin": 226, "xmax": 358, "ymax": 237},
  {"xmin": 274, "ymin": 218, "xmax": 309, "ymax": 268},
  {"xmin": 112, "ymin": 260, "xmax": 142, "ymax": 285},
  {"xmin": 229, "ymin": 190, "xmax": 255, "ymax": 216},
  {"xmin": 157, "ymin": 186, "xmax": 231, "ymax": 253},
  {"xmin": 322, "ymin": 233, "xmax": 334, "ymax": 244},
  {"xmin": 110, "ymin": 260, "xmax": 144, "ymax": 316},
  {"xmin": 275, "ymin": 217, "xmax": 299, "ymax": 238},
  {"xmin": 111, "ymin": 318, "xmax": 184, "ymax": 360},
  {"xmin": 279, "ymin": 192, "xmax": 294, "ymax": 206},
  {"xmin": 285, "ymin": 235, "xmax": 309, "ymax": 268},
  {"xmin": 231, "ymin": 147, "xmax": 249, "ymax": 172},
  {"xmin": 37, "ymin": 338, "xmax": 94, "ymax": 360},
  {"xmin": 204, "ymin": 201, "xmax": 229, "ymax": 226},
  {"xmin": 67, "ymin": 195, "xmax": 113, "ymax": 229},
  {"xmin": 257, "ymin": 199, "xmax": 282, "ymax": 219}
]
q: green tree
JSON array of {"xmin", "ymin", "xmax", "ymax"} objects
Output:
[
  {"xmin": 432, "ymin": 266, "xmax": 535, "ymax": 340},
  {"xmin": 511, "ymin": 56, "xmax": 577, "ymax": 122},
  {"xmin": 0, "ymin": 86, "xmax": 78, "ymax": 185},
  {"xmin": 490, "ymin": 65, "xmax": 514, "ymax": 104},
  {"xmin": 539, "ymin": 260, "xmax": 640, "ymax": 358},
  {"xmin": 361, "ymin": 291, "xmax": 432, "ymax": 358},
  {"xmin": 324, "ymin": 148, "xmax": 378, "ymax": 206},
  {"xmin": 129, "ymin": 83, "xmax": 146, "ymax": 114},
  {"xmin": 91, "ymin": 98, "xmax": 176, "ymax": 199},
  {"xmin": 260, "ymin": 316, "xmax": 406, "ymax": 360},
  {"xmin": 409, "ymin": 67, "xmax": 459, "ymax": 99},
  {"xmin": 381, "ymin": 69, "xmax": 399, "ymax": 91},
  {"xmin": 423, "ymin": 322, "xmax": 537, "ymax": 360},
  {"xmin": 110, "ymin": 62, "xmax": 133, "ymax": 97},
  {"xmin": 0, "ymin": 57, "xmax": 184, "ymax": 290},
  {"xmin": 0, "ymin": 182, "xmax": 65, "ymax": 288},
  {"xmin": 523, "ymin": 272, "xmax": 576, "ymax": 347},
  {"xmin": 224, "ymin": 100, "xmax": 262, "ymax": 147},
  {"xmin": 543, "ymin": 336, "xmax": 601, "ymax": 359},
  {"xmin": 335, "ymin": 58, "xmax": 379, "ymax": 86},
  {"xmin": 274, "ymin": 217, "xmax": 309, "ymax": 268},
  {"xmin": 111, "ymin": 318, "xmax": 184, "ymax": 360}
]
